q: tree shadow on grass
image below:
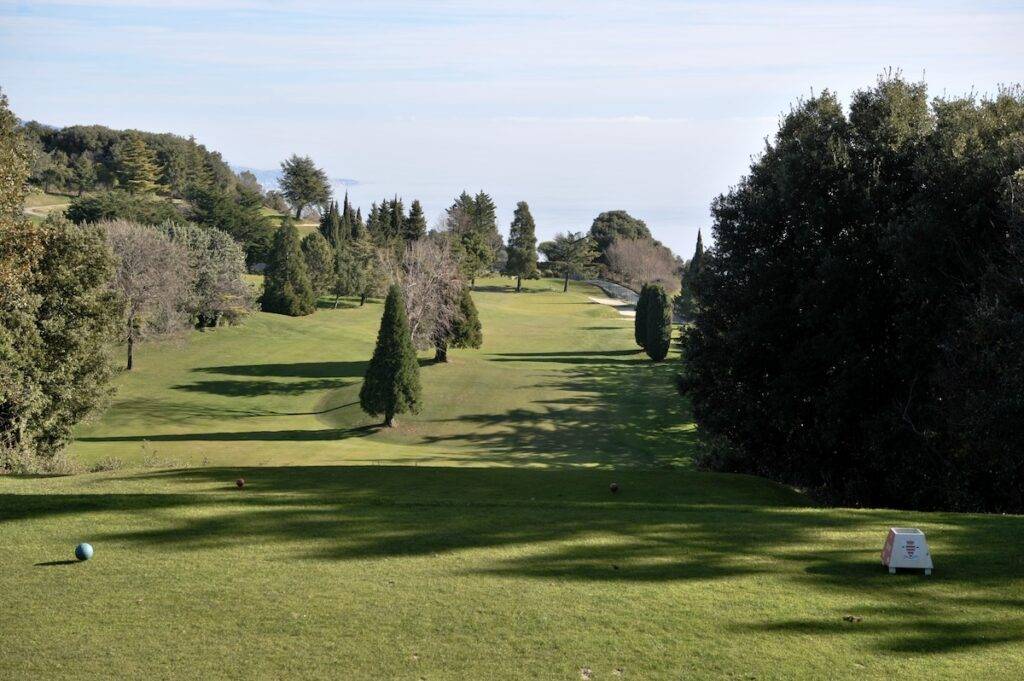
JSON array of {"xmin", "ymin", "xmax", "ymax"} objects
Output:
[
  {"xmin": 471, "ymin": 285, "xmax": 545, "ymax": 294},
  {"xmin": 410, "ymin": 355, "xmax": 693, "ymax": 467},
  {"xmin": 172, "ymin": 378, "xmax": 355, "ymax": 398},
  {"xmin": 193, "ymin": 360, "xmax": 367, "ymax": 379},
  {"xmin": 77, "ymin": 423, "xmax": 378, "ymax": 443},
  {"xmin": 7, "ymin": 465, "xmax": 1024, "ymax": 655}
]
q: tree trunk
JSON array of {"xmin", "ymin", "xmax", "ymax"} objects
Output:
[
  {"xmin": 516, "ymin": 275, "xmax": 522, "ymax": 292},
  {"xmin": 563, "ymin": 273, "xmax": 569, "ymax": 292},
  {"xmin": 126, "ymin": 333, "xmax": 134, "ymax": 371},
  {"xmin": 471, "ymin": 277, "xmax": 476, "ymax": 289},
  {"xmin": 360, "ymin": 293, "xmax": 367, "ymax": 306},
  {"xmin": 334, "ymin": 294, "xmax": 340, "ymax": 309},
  {"xmin": 435, "ymin": 341, "xmax": 448, "ymax": 363},
  {"xmin": 384, "ymin": 411, "xmax": 395, "ymax": 428},
  {"xmin": 294, "ymin": 205, "xmax": 303, "ymax": 219}
]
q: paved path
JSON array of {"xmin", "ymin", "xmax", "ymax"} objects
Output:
[
  {"xmin": 585, "ymin": 280, "xmax": 638, "ymax": 318},
  {"xmin": 586, "ymin": 279, "xmax": 639, "ymax": 304},
  {"xmin": 585, "ymin": 279, "xmax": 684, "ymax": 323}
]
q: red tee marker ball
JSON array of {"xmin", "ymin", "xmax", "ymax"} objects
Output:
[
  {"xmin": 236, "ymin": 478, "xmax": 245, "ymax": 489},
  {"xmin": 609, "ymin": 482, "xmax": 619, "ymax": 493}
]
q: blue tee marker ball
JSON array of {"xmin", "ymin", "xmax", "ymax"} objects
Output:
[{"xmin": 75, "ymin": 543, "xmax": 94, "ymax": 561}]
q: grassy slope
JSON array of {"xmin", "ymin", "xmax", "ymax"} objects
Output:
[
  {"xmin": 71, "ymin": 278, "xmax": 691, "ymax": 468},
  {"xmin": 24, "ymin": 190, "xmax": 72, "ymax": 224},
  {"xmin": 3, "ymin": 279, "xmax": 1024, "ymax": 679}
]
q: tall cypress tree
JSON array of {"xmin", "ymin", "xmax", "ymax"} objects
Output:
[
  {"xmin": 676, "ymin": 229, "xmax": 705, "ymax": 320},
  {"xmin": 404, "ymin": 199, "xmax": 427, "ymax": 242},
  {"xmin": 644, "ymin": 284, "xmax": 672, "ymax": 361},
  {"xmin": 434, "ymin": 285, "xmax": 483, "ymax": 362},
  {"xmin": 319, "ymin": 200, "xmax": 344, "ymax": 248},
  {"xmin": 360, "ymin": 284, "xmax": 421, "ymax": 426},
  {"xmin": 505, "ymin": 201, "xmax": 539, "ymax": 291},
  {"xmin": 634, "ymin": 284, "xmax": 651, "ymax": 350},
  {"xmin": 689, "ymin": 229, "xmax": 704, "ymax": 278},
  {"xmin": 261, "ymin": 219, "xmax": 316, "ymax": 316}
]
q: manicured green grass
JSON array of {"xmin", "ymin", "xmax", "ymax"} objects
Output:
[
  {"xmin": 4, "ymin": 278, "xmax": 1024, "ymax": 678},
  {"xmin": 4, "ymin": 467, "xmax": 1023, "ymax": 679},
  {"xmin": 71, "ymin": 277, "xmax": 689, "ymax": 468}
]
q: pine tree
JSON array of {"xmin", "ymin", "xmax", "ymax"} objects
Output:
[
  {"xmin": 279, "ymin": 154, "xmax": 331, "ymax": 219},
  {"xmin": 301, "ymin": 231, "xmax": 335, "ymax": 298},
  {"xmin": 644, "ymin": 284, "xmax": 672, "ymax": 361},
  {"xmin": 262, "ymin": 219, "xmax": 316, "ymax": 316},
  {"xmin": 435, "ymin": 285, "xmax": 483, "ymax": 362},
  {"xmin": 634, "ymin": 284, "xmax": 651, "ymax": 350},
  {"xmin": 360, "ymin": 284, "xmax": 422, "ymax": 427},
  {"xmin": 404, "ymin": 199, "xmax": 427, "ymax": 242},
  {"xmin": 118, "ymin": 132, "xmax": 160, "ymax": 195},
  {"xmin": 505, "ymin": 201, "xmax": 539, "ymax": 291}
]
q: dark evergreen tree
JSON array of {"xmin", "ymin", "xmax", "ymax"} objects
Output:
[
  {"xmin": 340, "ymin": 191, "xmax": 358, "ymax": 239},
  {"xmin": 301, "ymin": 231, "xmax": 335, "ymax": 298},
  {"xmin": 404, "ymin": 199, "xmax": 427, "ymax": 242},
  {"xmin": 680, "ymin": 76, "xmax": 1024, "ymax": 511},
  {"xmin": 389, "ymin": 196, "xmax": 405, "ymax": 241},
  {"xmin": 319, "ymin": 200, "xmax": 345, "ymax": 248},
  {"xmin": 434, "ymin": 285, "xmax": 483, "ymax": 362},
  {"xmin": 360, "ymin": 284, "xmax": 422, "ymax": 427},
  {"xmin": 505, "ymin": 201, "xmax": 539, "ymax": 291},
  {"xmin": 634, "ymin": 284, "xmax": 651, "ymax": 349},
  {"xmin": 644, "ymin": 284, "xmax": 672, "ymax": 361},
  {"xmin": 261, "ymin": 219, "xmax": 316, "ymax": 316},
  {"xmin": 676, "ymin": 229, "xmax": 704, "ymax": 320},
  {"xmin": 688, "ymin": 229, "xmax": 704, "ymax": 278}
]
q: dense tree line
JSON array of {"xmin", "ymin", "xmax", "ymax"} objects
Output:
[
  {"xmin": 680, "ymin": 76, "xmax": 1024, "ymax": 512},
  {"xmin": 1, "ymin": 91, "xmax": 255, "ymax": 469},
  {"xmin": 22, "ymin": 122, "xmax": 238, "ymax": 199},
  {"xmin": 24, "ymin": 120, "xmax": 276, "ymax": 265}
]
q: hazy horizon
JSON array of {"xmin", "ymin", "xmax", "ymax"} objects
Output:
[{"xmin": 3, "ymin": 0, "xmax": 1022, "ymax": 256}]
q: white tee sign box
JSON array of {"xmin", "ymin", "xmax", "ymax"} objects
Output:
[{"xmin": 881, "ymin": 528, "xmax": 933, "ymax": 575}]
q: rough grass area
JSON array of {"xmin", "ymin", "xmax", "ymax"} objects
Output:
[
  {"xmin": 4, "ymin": 278, "xmax": 1023, "ymax": 679},
  {"xmin": 70, "ymin": 278, "xmax": 691, "ymax": 468},
  {"xmin": 3, "ymin": 467, "xmax": 1023, "ymax": 679}
]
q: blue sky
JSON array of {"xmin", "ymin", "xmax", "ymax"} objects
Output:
[{"xmin": 2, "ymin": 1, "xmax": 1022, "ymax": 256}]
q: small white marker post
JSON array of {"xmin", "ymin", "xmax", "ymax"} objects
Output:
[{"xmin": 881, "ymin": 528, "xmax": 933, "ymax": 575}]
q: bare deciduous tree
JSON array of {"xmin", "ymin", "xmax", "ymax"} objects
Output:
[
  {"xmin": 606, "ymin": 237, "xmax": 681, "ymax": 293},
  {"xmin": 380, "ymin": 235, "xmax": 465, "ymax": 351},
  {"xmin": 104, "ymin": 220, "xmax": 194, "ymax": 369}
]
